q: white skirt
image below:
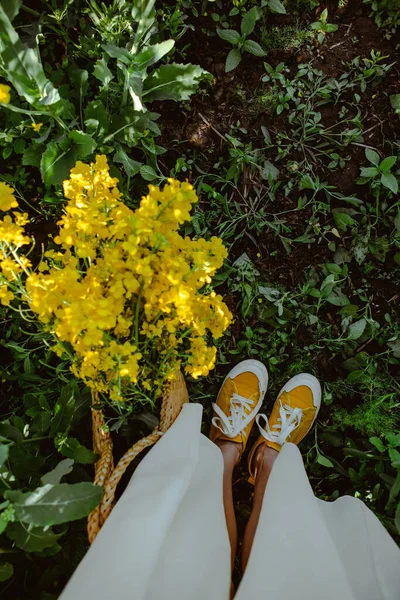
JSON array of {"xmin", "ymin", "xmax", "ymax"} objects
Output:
[{"xmin": 61, "ymin": 404, "xmax": 400, "ymax": 600}]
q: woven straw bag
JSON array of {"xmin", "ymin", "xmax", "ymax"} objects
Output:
[{"xmin": 87, "ymin": 371, "xmax": 189, "ymax": 543}]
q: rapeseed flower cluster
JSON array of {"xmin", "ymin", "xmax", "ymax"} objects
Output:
[{"xmin": 0, "ymin": 156, "xmax": 232, "ymax": 402}]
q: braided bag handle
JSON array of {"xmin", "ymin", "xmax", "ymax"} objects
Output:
[{"xmin": 87, "ymin": 372, "xmax": 188, "ymax": 543}]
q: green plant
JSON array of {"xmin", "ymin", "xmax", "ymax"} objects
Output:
[
  {"xmin": 358, "ymin": 149, "xmax": 398, "ymax": 196},
  {"xmin": 0, "ymin": 0, "xmax": 211, "ymax": 189},
  {"xmin": 311, "ymin": 9, "xmax": 338, "ymax": 45},
  {"xmin": 364, "ymin": 0, "xmax": 400, "ymax": 32},
  {"xmin": 217, "ymin": 6, "xmax": 266, "ymax": 72}
]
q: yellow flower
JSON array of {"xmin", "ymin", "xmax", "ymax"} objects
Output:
[
  {"xmin": 0, "ymin": 84, "xmax": 11, "ymax": 104},
  {"xmin": 6, "ymin": 155, "xmax": 232, "ymax": 402},
  {"xmin": 0, "ymin": 182, "xmax": 18, "ymax": 211},
  {"xmin": 31, "ymin": 122, "xmax": 43, "ymax": 132},
  {"xmin": 0, "ymin": 284, "xmax": 14, "ymax": 306}
]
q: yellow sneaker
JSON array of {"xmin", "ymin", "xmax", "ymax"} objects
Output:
[
  {"xmin": 248, "ymin": 373, "xmax": 321, "ymax": 483},
  {"xmin": 209, "ymin": 359, "xmax": 269, "ymax": 456}
]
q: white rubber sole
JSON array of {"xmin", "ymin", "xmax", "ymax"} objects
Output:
[{"xmin": 220, "ymin": 359, "xmax": 269, "ymax": 399}]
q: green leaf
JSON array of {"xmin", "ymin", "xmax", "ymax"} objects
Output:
[
  {"xmin": 41, "ymin": 459, "xmax": 74, "ymax": 485},
  {"xmin": 136, "ymin": 39, "xmax": 175, "ymax": 69},
  {"xmin": 261, "ymin": 160, "xmax": 279, "ymax": 181},
  {"xmin": 84, "ymin": 99, "xmax": 109, "ymax": 135},
  {"xmin": 388, "ymin": 472, "xmax": 400, "ymax": 506},
  {"xmin": 216, "ymin": 29, "xmax": 241, "ymax": 45},
  {"xmin": 140, "ymin": 165, "xmax": 158, "ymax": 181},
  {"xmin": 69, "ymin": 130, "xmax": 97, "ymax": 158},
  {"xmin": 347, "ymin": 318, "xmax": 367, "ymax": 340},
  {"xmin": 143, "ymin": 63, "xmax": 211, "ymax": 102},
  {"xmin": 333, "ymin": 212, "xmax": 356, "ymax": 232},
  {"xmin": 369, "ymin": 436, "xmax": 385, "ymax": 452},
  {"xmin": 381, "ymin": 173, "xmax": 398, "ymax": 195},
  {"xmin": 365, "ymin": 148, "xmax": 380, "ymax": 166},
  {"xmin": 395, "ymin": 503, "xmax": 400, "ymax": 535},
  {"xmin": 242, "ymin": 39, "xmax": 266, "ymax": 57},
  {"xmin": 390, "ymin": 94, "xmax": 400, "ymax": 112},
  {"xmin": 102, "ymin": 43, "xmax": 132, "ymax": 65},
  {"xmin": 56, "ymin": 437, "xmax": 98, "ymax": 465},
  {"xmin": 5, "ymin": 482, "xmax": 103, "ymax": 526},
  {"xmin": 0, "ymin": 444, "xmax": 9, "ymax": 468},
  {"xmin": 316, "ymin": 453, "xmax": 334, "ymax": 468},
  {"xmin": 114, "ymin": 147, "xmax": 142, "ymax": 176},
  {"xmin": 225, "ymin": 48, "xmax": 242, "ymax": 73},
  {"xmin": 49, "ymin": 384, "xmax": 76, "ymax": 436},
  {"xmin": 93, "ymin": 57, "xmax": 113, "ymax": 87},
  {"xmin": 0, "ymin": 561, "xmax": 13, "ymax": 582},
  {"xmin": 2, "ymin": 0, "xmax": 21, "ymax": 21},
  {"xmin": 326, "ymin": 288, "xmax": 350, "ymax": 306},
  {"xmin": 0, "ymin": 5, "xmax": 60, "ymax": 106},
  {"xmin": 268, "ymin": 0, "xmax": 286, "ymax": 14},
  {"xmin": 360, "ymin": 166, "xmax": 379, "ymax": 178},
  {"xmin": 380, "ymin": 156, "xmax": 397, "ymax": 172},
  {"xmin": 241, "ymin": 7, "xmax": 258, "ymax": 37},
  {"xmin": 70, "ymin": 69, "xmax": 88, "ymax": 100},
  {"xmin": 6, "ymin": 522, "xmax": 61, "ymax": 552},
  {"xmin": 40, "ymin": 141, "xmax": 77, "ymax": 186}
]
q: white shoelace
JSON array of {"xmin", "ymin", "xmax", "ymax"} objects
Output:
[
  {"xmin": 256, "ymin": 400, "xmax": 303, "ymax": 446},
  {"xmin": 212, "ymin": 389, "xmax": 263, "ymax": 439}
]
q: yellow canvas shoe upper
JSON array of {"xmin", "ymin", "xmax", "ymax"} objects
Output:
[
  {"xmin": 248, "ymin": 373, "xmax": 321, "ymax": 483},
  {"xmin": 209, "ymin": 359, "xmax": 268, "ymax": 455}
]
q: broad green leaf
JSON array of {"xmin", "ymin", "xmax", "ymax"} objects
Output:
[
  {"xmin": 143, "ymin": 63, "xmax": 211, "ymax": 102},
  {"xmin": 2, "ymin": 0, "xmax": 21, "ymax": 21},
  {"xmin": 140, "ymin": 165, "xmax": 158, "ymax": 181},
  {"xmin": 49, "ymin": 384, "xmax": 76, "ymax": 436},
  {"xmin": 40, "ymin": 141, "xmax": 77, "ymax": 186},
  {"xmin": 70, "ymin": 69, "xmax": 88, "ymax": 100},
  {"xmin": 56, "ymin": 436, "xmax": 98, "ymax": 464},
  {"xmin": 326, "ymin": 288, "xmax": 350, "ymax": 307},
  {"xmin": 316, "ymin": 453, "xmax": 334, "ymax": 468},
  {"xmin": 69, "ymin": 130, "xmax": 97, "ymax": 158},
  {"xmin": 365, "ymin": 148, "xmax": 380, "ymax": 166},
  {"xmin": 388, "ymin": 472, "xmax": 400, "ymax": 506},
  {"xmin": 333, "ymin": 212, "xmax": 356, "ymax": 232},
  {"xmin": 93, "ymin": 57, "xmax": 113, "ymax": 87},
  {"xmin": 84, "ymin": 99, "xmax": 109, "ymax": 134},
  {"xmin": 114, "ymin": 147, "xmax": 142, "ymax": 176},
  {"xmin": 268, "ymin": 0, "xmax": 286, "ymax": 14},
  {"xmin": 347, "ymin": 318, "xmax": 367, "ymax": 340},
  {"xmin": 369, "ymin": 436, "xmax": 385, "ymax": 452},
  {"xmin": 241, "ymin": 7, "xmax": 258, "ymax": 37},
  {"xmin": 0, "ymin": 5, "xmax": 60, "ymax": 106},
  {"xmin": 31, "ymin": 411, "xmax": 51, "ymax": 435},
  {"xmin": 102, "ymin": 43, "xmax": 132, "ymax": 65},
  {"xmin": 6, "ymin": 522, "xmax": 61, "ymax": 552},
  {"xmin": 242, "ymin": 40, "xmax": 266, "ymax": 57},
  {"xmin": 225, "ymin": 48, "xmax": 241, "ymax": 73},
  {"xmin": 381, "ymin": 173, "xmax": 398, "ymax": 195},
  {"xmin": 216, "ymin": 29, "xmax": 241, "ymax": 45},
  {"xmin": 5, "ymin": 482, "xmax": 103, "ymax": 526},
  {"xmin": 0, "ymin": 561, "xmax": 13, "ymax": 582},
  {"xmin": 0, "ymin": 444, "xmax": 9, "ymax": 469},
  {"xmin": 360, "ymin": 166, "xmax": 379, "ymax": 178},
  {"xmin": 136, "ymin": 40, "xmax": 175, "ymax": 69},
  {"xmin": 390, "ymin": 94, "xmax": 400, "ymax": 112},
  {"xmin": 261, "ymin": 160, "xmax": 279, "ymax": 181},
  {"xmin": 41, "ymin": 459, "xmax": 74, "ymax": 486},
  {"xmin": 380, "ymin": 156, "xmax": 397, "ymax": 172}
]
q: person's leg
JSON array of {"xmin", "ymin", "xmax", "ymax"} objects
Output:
[
  {"xmin": 215, "ymin": 440, "xmax": 241, "ymax": 571},
  {"xmin": 241, "ymin": 444, "xmax": 278, "ymax": 571}
]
